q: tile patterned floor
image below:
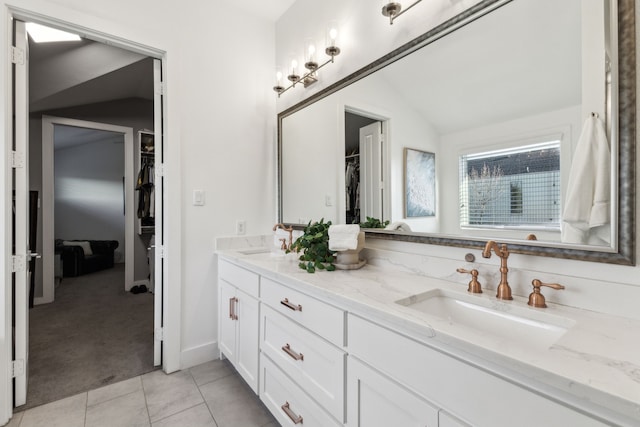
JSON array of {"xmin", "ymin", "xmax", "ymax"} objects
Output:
[{"xmin": 6, "ymin": 359, "xmax": 278, "ymax": 427}]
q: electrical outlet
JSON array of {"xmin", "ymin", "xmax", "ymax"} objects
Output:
[{"xmin": 236, "ymin": 220, "xmax": 246, "ymax": 235}]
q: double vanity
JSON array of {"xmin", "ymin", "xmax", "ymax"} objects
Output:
[{"xmin": 216, "ymin": 240, "xmax": 640, "ymax": 427}]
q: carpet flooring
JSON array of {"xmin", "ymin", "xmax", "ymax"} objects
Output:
[{"xmin": 24, "ymin": 264, "xmax": 156, "ymax": 410}]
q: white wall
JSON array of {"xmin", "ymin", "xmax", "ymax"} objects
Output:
[
  {"xmin": 275, "ymin": 0, "xmax": 484, "ymax": 112},
  {"xmin": 275, "ymin": 0, "xmax": 640, "ymax": 321},
  {"xmin": 54, "ymin": 132, "xmax": 125, "ymax": 250},
  {"xmin": 1, "ymin": 1, "xmax": 277, "ymax": 419}
]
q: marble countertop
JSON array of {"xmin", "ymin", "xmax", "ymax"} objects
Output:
[{"xmin": 217, "ymin": 247, "xmax": 640, "ymax": 424}]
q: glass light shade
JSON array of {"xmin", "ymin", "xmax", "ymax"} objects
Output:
[
  {"xmin": 304, "ymin": 38, "xmax": 318, "ymax": 70},
  {"xmin": 325, "ymin": 22, "xmax": 341, "ymax": 57}
]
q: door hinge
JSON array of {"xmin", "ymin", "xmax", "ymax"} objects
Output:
[
  {"xmin": 155, "ymin": 327, "xmax": 164, "ymax": 341},
  {"xmin": 155, "ymin": 163, "xmax": 164, "ymax": 179},
  {"xmin": 11, "ymin": 255, "xmax": 25, "ymax": 273},
  {"xmin": 155, "ymin": 82, "xmax": 165, "ymax": 95},
  {"xmin": 11, "ymin": 151, "xmax": 25, "ymax": 168},
  {"xmin": 12, "ymin": 359, "xmax": 24, "ymax": 378},
  {"xmin": 10, "ymin": 46, "xmax": 24, "ymax": 65},
  {"xmin": 156, "ymin": 245, "xmax": 165, "ymax": 258}
]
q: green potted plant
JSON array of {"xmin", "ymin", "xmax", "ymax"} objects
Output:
[
  {"xmin": 359, "ymin": 216, "xmax": 389, "ymax": 229},
  {"xmin": 288, "ymin": 218, "xmax": 336, "ymax": 273}
]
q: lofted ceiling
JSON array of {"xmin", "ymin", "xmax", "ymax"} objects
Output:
[
  {"xmin": 28, "ymin": 0, "xmax": 297, "ymax": 114},
  {"xmin": 28, "ymin": 37, "xmax": 153, "ymax": 113}
]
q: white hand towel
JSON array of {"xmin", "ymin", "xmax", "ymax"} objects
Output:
[
  {"xmin": 562, "ymin": 116, "xmax": 610, "ymax": 245},
  {"xmin": 329, "ymin": 224, "xmax": 361, "ymax": 251},
  {"xmin": 384, "ymin": 222, "xmax": 412, "ymax": 232}
]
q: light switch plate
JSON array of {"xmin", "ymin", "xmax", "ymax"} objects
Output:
[{"xmin": 193, "ymin": 189, "xmax": 205, "ymax": 206}]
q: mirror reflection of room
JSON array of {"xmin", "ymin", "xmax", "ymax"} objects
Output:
[{"xmin": 281, "ymin": 0, "xmax": 615, "ymax": 249}]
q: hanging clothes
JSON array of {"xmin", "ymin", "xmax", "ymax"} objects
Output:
[
  {"xmin": 136, "ymin": 157, "xmax": 155, "ymax": 222},
  {"xmin": 345, "ymin": 155, "xmax": 360, "ymax": 223}
]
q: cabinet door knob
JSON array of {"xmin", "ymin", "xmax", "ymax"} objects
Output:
[
  {"xmin": 281, "ymin": 401, "xmax": 303, "ymax": 424},
  {"xmin": 282, "ymin": 343, "xmax": 304, "ymax": 361},
  {"xmin": 281, "ymin": 298, "xmax": 302, "ymax": 312}
]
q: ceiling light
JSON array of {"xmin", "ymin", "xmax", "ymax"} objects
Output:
[
  {"xmin": 381, "ymin": 1, "xmax": 422, "ymax": 25},
  {"xmin": 26, "ymin": 22, "xmax": 81, "ymax": 43}
]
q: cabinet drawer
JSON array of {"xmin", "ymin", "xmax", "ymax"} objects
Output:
[
  {"xmin": 261, "ymin": 277, "xmax": 344, "ymax": 346},
  {"xmin": 218, "ymin": 259, "xmax": 259, "ymax": 298},
  {"xmin": 260, "ymin": 354, "xmax": 341, "ymax": 427},
  {"xmin": 261, "ymin": 304, "xmax": 345, "ymax": 421},
  {"xmin": 348, "ymin": 314, "xmax": 606, "ymax": 427}
]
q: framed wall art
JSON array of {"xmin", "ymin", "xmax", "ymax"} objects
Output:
[{"xmin": 404, "ymin": 148, "xmax": 435, "ymax": 218}]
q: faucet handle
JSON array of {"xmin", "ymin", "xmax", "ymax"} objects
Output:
[
  {"xmin": 456, "ymin": 268, "xmax": 483, "ymax": 294},
  {"xmin": 528, "ymin": 279, "xmax": 565, "ymax": 308}
]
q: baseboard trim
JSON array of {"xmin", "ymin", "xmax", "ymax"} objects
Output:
[{"xmin": 180, "ymin": 341, "xmax": 219, "ymax": 369}]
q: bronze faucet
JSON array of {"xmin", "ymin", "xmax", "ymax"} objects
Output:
[
  {"xmin": 482, "ymin": 241, "xmax": 513, "ymax": 300},
  {"xmin": 273, "ymin": 223, "xmax": 294, "ymax": 250}
]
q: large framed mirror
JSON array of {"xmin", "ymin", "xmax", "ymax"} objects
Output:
[{"xmin": 278, "ymin": 0, "xmax": 635, "ymax": 265}]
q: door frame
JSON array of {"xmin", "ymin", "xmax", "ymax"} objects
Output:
[
  {"xmin": 342, "ymin": 105, "xmax": 391, "ymax": 223},
  {"xmin": 41, "ymin": 116, "xmax": 135, "ymax": 303},
  {"xmin": 2, "ymin": 8, "xmax": 179, "ymax": 423}
]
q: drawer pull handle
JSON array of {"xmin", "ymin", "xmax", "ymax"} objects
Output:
[
  {"xmin": 282, "ymin": 343, "xmax": 304, "ymax": 361},
  {"xmin": 229, "ymin": 297, "xmax": 238, "ymax": 320},
  {"xmin": 281, "ymin": 298, "xmax": 302, "ymax": 312},
  {"xmin": 281, "ymin": 401, "xmax": 303, "ymax": 424}
]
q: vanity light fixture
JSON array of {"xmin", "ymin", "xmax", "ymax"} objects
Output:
[
  {"xmin": 273, "ymin": 24, "xmax": 341, "ymax": 97},
  {"xmin": 382, "ymin": 0, "xmax": 422, "ymax": 25}
]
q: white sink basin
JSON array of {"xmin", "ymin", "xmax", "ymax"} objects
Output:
[
  {"xmin": 236, "ymin": 248, "xmax": 299, "ymax": 260},
  {"xmin": 396, "ymin": 289, "xmax": 574, "ymax": 349},
  {"xmin": 237, "ymin": 248, "xmax": 271, "ymax": 255}
]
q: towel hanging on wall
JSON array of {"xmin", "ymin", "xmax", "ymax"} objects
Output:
[{"xmin": 561, "ymin": 115, "xmax": 610, "ymax": 245}]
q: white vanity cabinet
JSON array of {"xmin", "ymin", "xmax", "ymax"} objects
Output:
[
  {"xmin": 347, "ymin": 356, "xmax": 440, "ymax": 427},
  {"xmin": 348, "ymin": 314, "xmax": 608, "ymax": 427},
  {"xmin": 216, "ymin": 254, "xmax": 631, "ymax": 426},
  {"xmin": 218, "ymin": 260, "xmax": 260, "ymax": 393},
  {"xmin": 259, "ymin": 277, "xmax": 346, "ymax": 424}
]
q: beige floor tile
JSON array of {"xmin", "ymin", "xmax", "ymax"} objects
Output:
[
  {"xmin": 142, "ymin": 369, "xmax": 203, "ymax": 422},
  {"xmin": 85, "ymin": 388, "xmax": 149, "ymax": 427},
  {"xmin": 4, "ymin": 412, "xmax": 23, "ymax": 427},
  {"xmin": 189, "ymin": 358, "xmax": 234, "ymax": 387},
  {"xmin": 87, "ymin": 376, "xmax": 143, "ymax": 407},
  {"xmin": 152, "ymin": 403, "xmax": 216, "ymax": 427},
  {"xmin": 200, "ymin": 374, "xmax": 275, "ymax": 427},
  {"xmin": 19, "ymin": 393, "xmax": 87, "ymax": 427}
]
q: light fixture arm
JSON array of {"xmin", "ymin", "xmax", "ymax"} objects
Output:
[{"xmin": 274, "ymin": 51, "xmax": 340, "ymax": 97}]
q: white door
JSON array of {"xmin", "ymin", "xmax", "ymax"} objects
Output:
[
  {"xmin": 359, "ymin": 122, "xmax": 384, "ymax": 221},
  {"xmin": 12, "ymin": 20, "xmax": 30, "ymax": 408},
  {"xmin": 153, "ymin": 58, "xmax": 164, "ymax": 367}
]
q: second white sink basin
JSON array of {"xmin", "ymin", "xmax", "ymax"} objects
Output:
[{"xmin": 396, "ymin": 289, "xmax": 575, "ymax": 349}]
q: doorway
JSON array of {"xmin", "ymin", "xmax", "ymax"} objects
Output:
[
  {"xmin": 344, "ymin": 110, "xmax": 390, "ymax": 224},
  {"xmin": 10, "ymin": 18, "xmax": 165, "ymax": 410}
]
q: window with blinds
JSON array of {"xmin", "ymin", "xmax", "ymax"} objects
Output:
[{"xmin": 459, "ymin": 141, "xmax": 561, "ymax": 229}]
